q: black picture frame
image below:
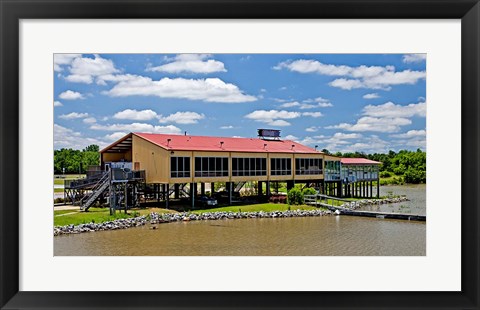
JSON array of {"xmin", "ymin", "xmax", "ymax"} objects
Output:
[{"xmin": 1, "ymin": 0, "xmax": 478, "ymax": 309}]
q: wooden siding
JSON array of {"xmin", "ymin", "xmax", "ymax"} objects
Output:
[{"xmin": 132, "ymin": 135, "xmax": 169, "ymax": 184}]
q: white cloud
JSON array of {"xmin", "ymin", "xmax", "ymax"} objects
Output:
[
  {"xmin": 390, "ymin": 130, "xmax": 426, "ymax": 149},
  {"xmin": 280, "ymin": 101, "xmax": 301, "ymax": 108},
  {"xmin": 306, "ymin": 126, "xmax": 319, "ymax": 132},
  {"xmin": 299, "ymin": 133, "xmax": 388, "ymax": 153},
  {"xmin": 58, "ymin": 90, "xmax": 85, "ymax": 100},
  {"xmin": 363, "ymin": 101, "xmax": 426, "ymax": 118},
  {"xmin": 104, "ymin": 132, "xmax": 128, "ymax": 142},
  {"xmin": 54, "ymin": 54, "xmax": 81, "ymax": 72},
  {"xmin": 90, "ymin": 122, "xmax": 182, "ymax": 134},
  {"xmin": 325, "ymin": 100, "xmax": 425, "ymax": 133},
  {"xmin": 54, "ymin": 101, "xmax": 63, "ymax": 107},
  {"xmin": 332, "ymin": 132, "xmax": 363, "ymax": 140},
  {"xmin": 146, "ymin": 54, "xmax": 226, "ymax": 74},
  {"xmin": 403, "ymin": 54, "xmax": 427, "ymax": 63},
  {"xmin": 220, "ymin": 125, "xmax": 234, "ymax": 129},
  {"xmin": 113, "ymin": 109, "xmax": 158, "ymax": 121},
  {"xmin": 158, "ymin": 111, "xmax": 205, "ymax": 124},
  {"xmin": 83, "ymin": 117, "xmax": 97, "ymax": 124},
  {"xmin": 59, "ymin": 112, "xmax": 89, "ymax": 119},
  {"xmin": 326, "ymin": 116, "xmax": 412, "ymax": 133},
  {"xmin": 65, "ymin": 55, "xmax": 119, "ymax": 84},
  {"xmin": 284, "ymin": 135, "xmax": 299, "ymax": 141},
  {"xmin": 245, "ymin": 110, "xmax": 300, "ymax": 122},
  {"xmin": 54, "ymin": 124, "xmax": 106, "ymax": 149},
  {"xmin": 275, "ymin": 59, "xmax": 425, "ymax": 90},
  {"xmin": 65, "ymin": 74, "xmax": 94, "ymax": 84},
  {"xmin": 245, "ymin": 110, "xmax": 301, "ymax": 127},
  {"xmin": 280, "ymin": 99, "xmax": 332, "ymax": 109},
  {"xmin": 268, "ymin": 120, "xmax": 291, "ymax": 126},
  {"xmin": 103, "ymin": 76, "xmax": 256, "ymax": 103},
  {"xmin": 302, "ymin": 112, "xmax": 323, "ymax": 118},
  {"xmin": 96, "ymin": 74, "xmax": 139, "ymax": 86},
  {"xmin": 363, "ymin": 93, "xmax": 380, "ymax": 99},
  {"xmin": 390, "ymin": 129, "xmax": 426, "ymax": 138}
]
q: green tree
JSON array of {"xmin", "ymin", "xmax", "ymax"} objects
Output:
[{"xmin": 83, "ymin": 144, "xmax": 99, "ymax": 152}]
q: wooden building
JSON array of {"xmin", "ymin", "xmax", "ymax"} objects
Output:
[{"xmin": 99, "ymin": 132, "xmax": 380, "ymax": 208}]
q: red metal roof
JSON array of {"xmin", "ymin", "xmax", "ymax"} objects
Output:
[
  {"xmin": 341, "ymin": 158, "xmax": 381, "ymax": 165},
  {"xmin": 134, "ymin": 133, "xmax": 322, "ymax": 154}
]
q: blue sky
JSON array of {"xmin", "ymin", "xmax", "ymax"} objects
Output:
[{"xmin": 54, "ymin": 53, "xmax": 426, "ymax": 153}]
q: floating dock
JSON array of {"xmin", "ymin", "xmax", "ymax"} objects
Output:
[
  {"xmin": 304, "ymin": 193, "xmax": 426, "ymax": 221},
  {"xmin": 326, "ymin": 206, "xmax": 426, "ymax": 221}
]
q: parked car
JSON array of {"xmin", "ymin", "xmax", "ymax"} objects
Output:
[{"xmin": 196, "ymin": 196, "xmax": 218, "ymax": 208}]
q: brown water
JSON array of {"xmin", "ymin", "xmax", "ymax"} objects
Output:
[{"xmin": 54, "ymin": 215, "xmax": 425, "ymax": 256}]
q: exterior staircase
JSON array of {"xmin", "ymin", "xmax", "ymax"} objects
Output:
[
  {"xmin": 80, "ymin": 172, "xmax": 109, "ymax": 211},
  {"xmin": 234, "ymin": 181, "xmax": 246, "ymax": 192}
]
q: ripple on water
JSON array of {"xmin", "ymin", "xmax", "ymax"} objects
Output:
[{"xmin": 54, "ymin": 215, "xmax": 425, "ymax": 256}]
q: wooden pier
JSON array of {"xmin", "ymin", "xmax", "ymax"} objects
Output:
[{"xmin": 304, "ymin": 194, "xmax": 426, "ymax": 222}]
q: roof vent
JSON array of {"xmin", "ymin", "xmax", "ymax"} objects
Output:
[
  {"xmin": 220, "ymin": 141, "xmax": 224, "ymax": 148},
  {"xmin": 167, "ymin": 138, "xmax": 171, "ymax": 146}
]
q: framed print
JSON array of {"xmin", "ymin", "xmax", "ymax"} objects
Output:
[{"xmin": 1, "ymin": 0, "xmax": 479, "ymax": 309}]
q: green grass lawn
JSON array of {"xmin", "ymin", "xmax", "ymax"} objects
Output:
[
  {"xmin": 54, "ymin": 203, "xmax": 326, "ymax": 226},
  {"xmin": 54, "ymin": 207, "xmax": 178, "ymax": 227},
  {"xmin": 54, "ymin": 209, "xmax": 80, "ymax": 215}
]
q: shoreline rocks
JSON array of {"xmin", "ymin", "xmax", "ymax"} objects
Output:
[
  {"xmin": 54, "ymin": 209, "xmax": 333, "ymax": 236},
  {"xmin": 53, "ymin": 196, "xmax": 409, "ymax": 236},
  {"xmin": 340, "ymin": 196, "xmax": 409, "ymax": 210}
]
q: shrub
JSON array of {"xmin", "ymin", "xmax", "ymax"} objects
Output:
[
  {"xmin": 379, "ymin": 171, "xmax": 392, "ymax": 178},
  {"xmin": 302, "ymin": 187, "xmax": 317, "ymax": 196},
  {"xmin": 404, "ymin": 167, "xmax": 426, "ymax": 184},
  {"xmin": 277, "ymin": 196, "xmax": 287, "ymax": 204},
  {"xmin": 287, "ymin": 188, "xmax": 304, "ymax": 205}
]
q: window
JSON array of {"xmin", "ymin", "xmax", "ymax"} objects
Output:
[
  {"xmin": 325, "ymin": 160, "xmax": 341, "ymax": 181},
  {"xmin": 170, "ymin": 157, "xmax": 190, "ymax": 178},
  {"xmin": 232, "ymin": 157, "xmax": 267, "ymax": 176},
  {"xmin": 270, "ymin": 158, "xmax": 292, "ymax": 175},
  {"xmin": 295, "ymin": 158, "xmax": 322, "ymax": 175},
  {"xmin": 194, "ymin": 157, "xmax": 229, "ymax": 177}
]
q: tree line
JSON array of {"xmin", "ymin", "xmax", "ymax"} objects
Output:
[
  {"xmin": 54, "ymin": 144, "xmax": 100, "ymax": 174},
  {"xmin": 322, "ymin": 148, "xmax": 426, "ymax": 184}
]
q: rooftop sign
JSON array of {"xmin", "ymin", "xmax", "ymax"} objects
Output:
[{"xmin": 257, "ymin": 129, "xmax": 281, "ymax": 139}]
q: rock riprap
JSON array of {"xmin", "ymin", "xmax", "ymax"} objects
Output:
[
  {"xmin": 340, "ymin": 196, "xmax": 409, "ymax": 210},
  {"xmin": 54, "ymin": 209, "xmax": 332, "ymax": 236}
]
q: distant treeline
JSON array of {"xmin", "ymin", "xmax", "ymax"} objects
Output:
[
  {"xmin": 323, "ymin": 148, "xmax": 426, "ymax": 184},
  {"xmin": 54, "ymin": 144, "xmax": 100, "ymax": 174}
]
